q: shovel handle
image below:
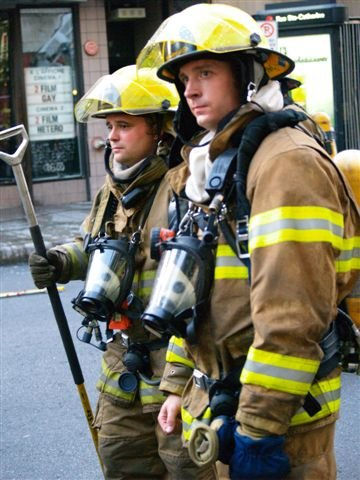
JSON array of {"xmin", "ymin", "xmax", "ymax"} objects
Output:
[{"xmin": 0, "ymin": 124, "xmax": 29, "ymax": 166}]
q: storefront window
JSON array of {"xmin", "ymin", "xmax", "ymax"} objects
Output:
[
  {"xmin": 21, "ymin": 8, "xmax": 81, "ymax": 181},
  {"xmin": 278, "ymin": 34, "xmax": 335, "ymax": 124},
  {"xmin": 0, "ymin": 12, "xmax": 13, "ymax": 183}
]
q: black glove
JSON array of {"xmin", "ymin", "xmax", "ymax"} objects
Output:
[{"xmin": 28, "ymin": 249, "xmax": 66, "ymax": 289}]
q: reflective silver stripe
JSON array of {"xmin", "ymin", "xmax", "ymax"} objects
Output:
[
  {"xmin": 170, "ymin": 342, "xmax": 189, "ymax": 359},
  {"xmin": 244, "ymin": 358, "xmax": 315, "ymax": 384},
  {"xmin": 338, "ymin": 246, "xmax": 360, "ymax": 261},
  {"xmin": 250, "ymin": 218, "xmax": 343, "ymax": 238},
  {"xmin": 216, "ymin": 256, "xmax": 246, "ymax": 267},
  {"xmin": 98, "ymin": 373, "xmax": 119, "ymax": 391},
  {"xmin": 139, "ymin": 278, "xmax": 155, "ymax": 290},
  {"xmin": 291, "ymin": 375, "xmax": 341, "ymax": 426},
  {"xmin": 299, "ymin": 386, "xmax": 341, "ymax": 416}
]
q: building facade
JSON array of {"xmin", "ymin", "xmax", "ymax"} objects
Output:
[{"xmin": 0, "ymin": 0, "xmax": 359, "ymax": 210}]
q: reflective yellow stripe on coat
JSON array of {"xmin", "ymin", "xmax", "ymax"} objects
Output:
[
  {"xmin": 241, "ymin": 347, "xmax": 320, "ymax": 395},
  {"xmin": 62, "ymin": 241, "xmax": 89, "ymax": 278},
  {"xmin": 139, "ymin": 378, "xmax": 166, "ymax": 405},
  {"xmin": 249, "ymin": 206, "xmax": 344, "ymax": 252},
  {"xmin": 137, "ymin": 269, "xmax": 156, "ymax": 300},
  {"xmin": 96, "ymin": 357, "xmax": 135, "ymax": 402},
  {"xmin": 166, "ymin": 336, "xmax": 195, "ymax": 369},
  {"xmin": 181, "ymin": 406, "xmax": 212, "ymax": 442},
  {"xmin": 336, "ymin": 236, "xmax": 360, "ymax": 273},
  {"xmin": 290, "ymin": 374, "xmax": 341, "ymax": 426},
  {"xmin": 215, "ymin": 244, "xmax": 248, "ymax": 280}
]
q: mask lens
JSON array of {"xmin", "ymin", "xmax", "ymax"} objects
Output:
[{"xmin": 151, "ymin": 248, "xmax": 198, "ymax": 317}]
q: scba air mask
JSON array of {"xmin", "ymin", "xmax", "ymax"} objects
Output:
[
  {"xmin": 141, "ymin": 209, "xmax": 216, "ymax": 343},
  {"xmin": 72, "ymin": 231, "xmax": 140, "ymax": 322}
]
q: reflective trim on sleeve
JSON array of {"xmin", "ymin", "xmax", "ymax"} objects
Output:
[
  {"xmin": 181, "ymin": 406, "xmax": 212, "ymax": 442},
  {"xmin": 139, "ymin": 379, "xmax": 166, "ymax": 405},
  {"xmin": 240, "ymin": 347, "xmax": 320, "ymax": 395},
  {"xmin": 215, "ymin": 244, "xmax": 248, "ymax": 280},
  {"xmin": 249, "ymin": 206, "xmax": 344, "ymax": 252},
  {"xmin": 336, "ymin": 237, "xmax": 360, "ymax": 273},
  {"xmin": 166, "ymin": 336, "xmax": 195, "ymax": 369},
  {"xmin": 291, "ymin": 375, "xmax": 341, "ymax": 426}
]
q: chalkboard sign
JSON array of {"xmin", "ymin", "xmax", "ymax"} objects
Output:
[{"xmin": 31, "ymin": 138, "xmax": 80, "ymax": 179}]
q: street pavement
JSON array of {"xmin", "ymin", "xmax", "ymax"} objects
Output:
[{"xmin": 0, "ymin": 201, "xmax": 92, "ymax": 264}]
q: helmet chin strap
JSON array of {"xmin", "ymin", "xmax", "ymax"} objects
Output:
[{"xmin": 246, "ymin": 61, "xmax": 266, "ymax": 102}]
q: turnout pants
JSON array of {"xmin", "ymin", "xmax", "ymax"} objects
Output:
[{"xmin": 94, "ymin": 393, "xmax": 217, "ymax": 480}]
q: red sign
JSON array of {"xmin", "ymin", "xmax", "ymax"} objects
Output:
[{"xmin": 260, "ymin": 21, "xmax": 275, "ymax": 38}]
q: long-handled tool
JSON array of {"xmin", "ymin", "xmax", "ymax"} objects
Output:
[{"xmin": 0, "ymin": 125, "xmax": 104, "ymax": 476}]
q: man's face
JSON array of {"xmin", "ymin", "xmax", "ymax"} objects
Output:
[
  {"xmin": 106, "ymin": 113, "xmax": 158, "ymax": 168},
  {"xmin": 178, "ymin": 58, "xmax": 242, "ymax": 131}
]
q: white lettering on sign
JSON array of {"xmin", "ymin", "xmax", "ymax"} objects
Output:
[
  {"xmin": 275, "ymin": 12, "xmax": 326, "ymax": 23},
  {"xmin": 25, "ymin": 66, "xmax": 75, "ymax": 141}
]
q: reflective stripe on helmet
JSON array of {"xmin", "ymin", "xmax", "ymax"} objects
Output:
[{"xmin": 240, "ymin": 346, "xmax": 320, "ymax": 395}]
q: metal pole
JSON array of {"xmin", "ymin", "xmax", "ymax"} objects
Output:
[{"xmin": 0, "ymin": 125, "xmax": 104, "ymax": 476}]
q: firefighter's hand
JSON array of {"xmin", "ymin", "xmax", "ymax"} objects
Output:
[
  {"xmin": 158, "ymin": 394, "xmax": 182, "ymax": 434},
  {"xmin": 229, "ymin": 427, "xmax": 290, "ymax": 479},
  {"xmin": 28, "ymin": 249, "xmax": 65, "ymax": 289}
]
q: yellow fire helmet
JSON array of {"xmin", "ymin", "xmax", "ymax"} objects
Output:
[
  {"xmin": 136, "ymin": 3, "xmax": 294, "ymax": 82},
  {"xmin": 75, "ymin": 64, "xmax": 179, "ymax": 122},
  {"xmin": 333, "ymin": 149, "xmax": 360, "ymax": 206}
]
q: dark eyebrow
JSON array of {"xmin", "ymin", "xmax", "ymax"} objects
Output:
[
  {"xmin": 106, "ymin": 119, "xmax": 131, "ymax": 127},
  {"xmin": 179, "ymin": 60, "xmax": 218, "ymax": 78}
]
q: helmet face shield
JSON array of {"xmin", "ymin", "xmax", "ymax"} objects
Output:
[
  {"xmin": 75, "ymin": 64, "xmax": 179, "ymax": 122},
  {"xmin": 136, "ymin": 3, "xmax": 294, "ymax": 81}
]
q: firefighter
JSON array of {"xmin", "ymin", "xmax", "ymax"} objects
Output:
[
  {"xmin": 136, "ymin": 4, "xmax": 360, "ymax": 479},
  {"xmin": 334, "ymin": 149, "xmax": 360, "ymax": 329},
  {"xmin": 29, "ymin": 65, "xmax": 216, "ymax": 480}
]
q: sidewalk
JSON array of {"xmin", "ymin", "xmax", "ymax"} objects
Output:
[{"xmin": 0, "ymin": 201, "xmax": 92, "ymax": 264}]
